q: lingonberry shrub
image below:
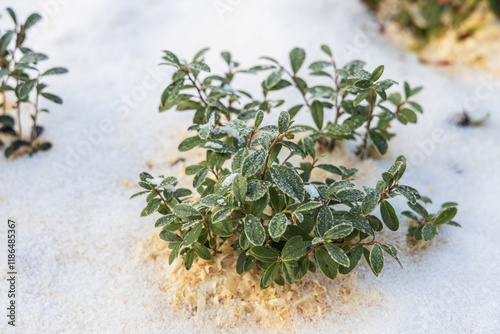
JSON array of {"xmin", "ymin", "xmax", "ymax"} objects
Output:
[
  {"xmin": 131, "ymin": 48, "xmax": 459, "ymax": 289},
  {"xmin": 0, "ymin": 8, "xmax": 68, "ymax": 158}
]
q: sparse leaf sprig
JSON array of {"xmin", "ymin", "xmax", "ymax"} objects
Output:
[{"xmin": 0, "ymin": 7, "xmax": 68, "ymax": 158}]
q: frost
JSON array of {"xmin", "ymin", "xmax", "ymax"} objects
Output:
[
  {"xmin": 304, "ymin": 184, "xmax": 320, "ymax": 200},
  {"xmin": 164, "ymin": 185, "xmax": 176, "ymax": 193},
  {"xmin": 217, "ymin": 198, "xmax": 226, "ymax": 205},
  {"xmin": 221, "ymin": 173, "xmax": 237, "ymax": 187},
  {"xmin": 148, "ymin": 177, "xmax": 164, "ymax": 186},
  {"xmin": 204, "ymin": 141, "xmax": 223, "ymax": 149}
]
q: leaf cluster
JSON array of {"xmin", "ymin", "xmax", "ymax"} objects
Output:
[
  {"xmin": 132, "ymin": 59, "xmax": 460, "ymax": 289},
  {"xmin": 0, "ymin": 8, "xmax": 68, "ymax": 158}
]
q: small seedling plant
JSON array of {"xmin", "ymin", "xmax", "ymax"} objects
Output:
[
  {"xmin": 0, "ymin": 8, "xmax": 68, "ymax": 158},
  {"xmin": 158, "ymin": 46, "xmax": 423, "ymax": 160},
  {"xmin": 131, "ymin": 48, "xmax": 459, "ymax": 289}
]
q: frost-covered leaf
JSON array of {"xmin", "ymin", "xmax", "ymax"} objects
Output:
[
  {"xmin": 269, "ymin": 213, "xmax": 288, "ymax": 241},
  {"xmin": 246, "ymin": 180, "xmax": 271, "ymax": 201},
  {"xmin": 317, "ymin": 206, "xmax": 334, "ymax": 237},
  {"xmin": 173, "ymin": 204, "xmax": 202, "ymax": 220},
  {"xmin": 361, "ymin": 189, "xmax": 380, "ymax": 215},
  {"xmin": 325, "ymin": 243, "xmax": 350, "ymax": 267},
  {"xmin": 324, "ymin": 223, "xmax": 353, "ymax": 240},
  {"xmin": 270, "ymin": 165, "xmax": 305, "ymax": 202},
  {"xmin": 422, "ymin": 223, "xmax": 438, "ymax": 241},
  {"xmin": 244, "ymin": 214, "xmax": 266, "ymax": 246},
  {"xmin": 380, "ymin": 200, "xmax": 399, "ymax": 231},
  {"xmin": 369, "ymin": 244, "xmax": 384, "ymax": 276},
  {"xmin": 290, "ymin": 47, "xmax": 306, "ymax": 74},
  {"xmin": 282, "ymin": 236, "xmax": 311, "ymax": 261},
  {"xmin": 241, "ymin": 150, "xmax": 267, "ymax": 177},
  {"xmin": 249, "ymin": 246, "xmax": 279, "ymax": 263},
  {"xmin": 315, "ymin": 246, "xmax": 338, "ymax": 279},
  {"xmin": 183, "ymin": 222, "xmax": 203, "ymax": 246},
  {"xmin": 434, "ymin": 207, "xmax": 457, "ymax": 225}
]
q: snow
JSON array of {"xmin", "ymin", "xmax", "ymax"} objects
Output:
[
  {"xmin": 304, "ymin": 184, "xmax": 320, "ymax": 200},
  {"xmin": 204, "ymin": 141, "xmax": 223, "ymax": 149},
  {"xmin": 221, "ymin": 173, "xmax": 238, "ymax": 188},
  {"xmin": 1, "ymin": 0, "xmax": 499, "ymax": 333}
]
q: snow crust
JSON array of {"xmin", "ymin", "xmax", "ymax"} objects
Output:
[{"xmin": 0, "ymin": 0, "xmax": 499, "ymax": 333}]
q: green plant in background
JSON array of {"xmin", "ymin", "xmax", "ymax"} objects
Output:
[
  {"xmin": 364, "ymin": 0, "xmax": 500, "ymax": 48},
  {"xmin": 0, "ymin": 8, "xmax": 68, "ymax": 158},
  {"xmin": 131, "ymin": 47, "xmax": 459, "ymax": 289},
  {"xmin": 158, "ymin": 46, "xmax": 423, "ymax": 160}
]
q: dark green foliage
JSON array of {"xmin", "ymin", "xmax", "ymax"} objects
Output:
[
  {"xmin": 0, "ymin": 8, "xmax": 68, "ymax": 159},
  {"xmin": 130, "ymin": 47, "xmax": 459, "ymax": 289}
]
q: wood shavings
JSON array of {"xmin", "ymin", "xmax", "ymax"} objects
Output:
[{"xmin": 140, "ymin": 233, "xmax": 383, "ymax": 331}]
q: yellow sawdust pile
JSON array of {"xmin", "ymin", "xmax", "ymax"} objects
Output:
[
  {"xmin": 140, "ymin": 234, "xmax": 383, "ymax": 331},
  {"xmin": 377, "ymin": 1, "xmax": 500, "ymax": 76}
]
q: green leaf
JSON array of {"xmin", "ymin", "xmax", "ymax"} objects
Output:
[
  {"xmin": 188, "ymin": 62, "xmax": 211, "ymax": 72},
  {"xmin": 345, "ymin": 208, "xmax": 375, "ymax": 236},
  {"xmin": 327, "ymin": 180, "xmax": 354, "ymax": 195},
  {"xmin": 260, "ymin": 262, "xmax": 279, "ymax": 289},
  {"xmin": 155, "ymin": 214, "xmax": 177, "ymax": 228},
  {"xmin": 265, "ymin": 69, "xmax": 284, "ymax": 89},
  {"xmin": 269, "ymin": 213, "xmax": 288, "ymax": 241},
  {"xmin": 395, "ymin": 185, "xmax": 418, "ymax": 205},
  {"xmin": 295, "ymin": 201, "xmax": 322, "ymax": 213},
  {"xmin": 184, "ymin": 249, "xmax": 196, "ymax": 270},
  {"xmin": 434, "ymin": 207, "xmax": 457, "ymax": 225},
  {"xmin": 163, "ymin": 50, "xmax": 180, "ymax": 65},
  {"xmin": 408, "ymin": 201, "xmax": 429, "ymax": 219},
  {"xmin": 323, "ymin": 223, "xmax": 354, "ymax": 240},
  {"xmin": 310, "ymin": 100, "xmax": 324, "ymax": 129},
  {"xmin": 282, "ymin": 236, "xmax": 311, "ymax": 261},
  {"xmin": 195, "ymin": 194, "xmax": 228, "ymax": 208},
  {"xmin": 321, "ymin": 44, "xmax": 333, "ymax": 57},
  {"xmin": 336, "ymin": 189, "xmax": 365, "ymax": 202},
  {"xmin": 183, "ymin": 222, "xmax": 203, "ymax": 246},
  {"xmin": 315, "ymin": 246, "xmax": 338, "ymax": 279},
  {"xmin": 193, "ymin": 167, "xmax": 209, "ymax": 188},
  {"xmin": 244, "ymin": 214, "xmax": 266, "ymax": 246},
  {"xmin": 129, "ymin": 191, "xmax": 150, "ymax": 200},
  {"xmin": 380, "ymin": 200, "xmax": 399, "ymax": 231},
  {"xmin": 141, "ymin": 198, "xmax": 161, "ymax": 216},
  {"xmin": 241, "ymin": 150, "xmax": 267, "ymax": 177},
  {"xmin": 370, "ymin": 65, "xmax": 384, "ymax": 82},
  {"xmin": 270, "ymin": 165, "xmax": 305, "ymax": 202},
  {"xmin": 369, "ymin": 129, "xmax": 388, "ymax": 155},
  {"xmin": 246, "ymin": 180, "xmax": 270, "ymax": 201},
  {"xmin": 339, "ymin": 245, "xmax": 363, "ymax": 275},
  {"xmin": 369, "ymin": 244, "xmax": 384, "ymax": 276},
  {"xmin": 173, "ymin": 204, "xmax": 202, "ymax": 220},
  {"xmin": 282, "ymin": 262, "xmax": 296, "ymax": 284},
  {"xmin": 192, "ymin": 242, "xmax": 212, "ymax": 260},
  {"xmin": 40, "ymin": 92, "xmax": 62, "ymax": 104},
  {"xmin": 249, "ymin": 246, "xmax": 279, "ymax": 263},
  {"xmin": 325, "ymin": 243, "xmax": 350, "ymax": 267},
  {"xmin": 203, "ymin": 141, "xmax": 237, "ymax": 153},
  {"xmin": 278, "ymin": 110, "xmax": 290, "ymax": 134},
  {"xmin": 289, "ymin": 47, "xmax": 306, "ymax": 74},
  {"xmin": 316, "ymin": 206, "xmax": 334, "ymax": 237},
  {"xmin": 178, "ymin": 136, "xmax": 205, "ymax": 152},
  {"xmin": 159, "ymin": 230, "xmax": 182, "ymax": 243},
  {"xmin": 6, "ymin": 8, "xmax": 17, "ymax": 25},
  {"xmin": 232, "ymin": 174, "xmax": 247, "ymax": 205},
  {"xmin": 42, "ymin": 67, "xmax": 68, "ymax": 76},
  {"xmin": 381, "ymin": 243, "xmax": 403, "ymax": 269},
  {"xmin": 422, "ymin": 223, "xmax": 438, "ymax": 241},
  {"xmin": 361, "ymin": 189, "xmax": 380, "ymax": 215},
  {"xmin": 254, "ymin": 110, "xmax": 264, "ymax": 128}
]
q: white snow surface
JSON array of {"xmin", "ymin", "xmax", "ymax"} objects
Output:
[{"xmin": 1, "ymin": 0, "xmax": 499, "ymax": 333}]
